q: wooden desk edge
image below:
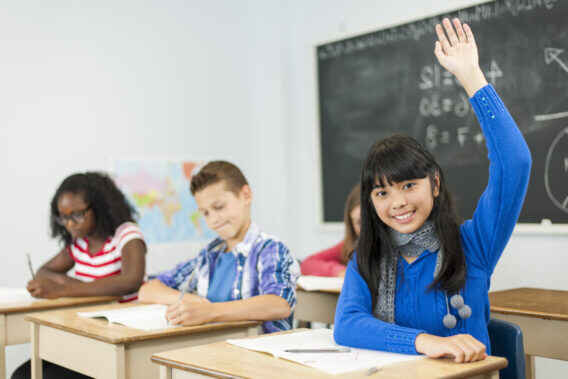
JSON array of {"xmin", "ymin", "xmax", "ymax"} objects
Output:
[
  {"xmin": 489, "ymin": 306, "xmax": 568, "ymax": 321},
  {"xmin": 441, "ymin": 356, "xmax": 507, "ymax": 379},
  {"xmin": 24, "ymin": 314, "xmax": 260, "ymax": 344},
  {"xmin": 0, "ymin": 296, "xmax": 119, "ymax": 314},
  {"xmin": 151, "ymin": 355, "xmax": 240, "ymax": 379},
  {"xmin": 151, "ymin": 344, "xmax": 508, "ymax": 379}
]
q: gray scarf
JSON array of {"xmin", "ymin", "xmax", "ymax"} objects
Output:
[{"xmin": 373, "ymin": 220, "xmax": 443, "ymax": 323}]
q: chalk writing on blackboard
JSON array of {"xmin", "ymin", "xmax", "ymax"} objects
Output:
[{"xmin": 545, "ymin": 128, "xmax": 568, "ymax": 213}]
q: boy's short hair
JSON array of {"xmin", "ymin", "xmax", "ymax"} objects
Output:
[{"xmin": 190, "ymin": 161, "xmax": 248, "ymax": 195}]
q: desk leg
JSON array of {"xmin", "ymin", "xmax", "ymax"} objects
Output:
[
  {"xmin": 112, "ymin": 344, "xmax": 125, "ymax": 379},
  {"xmin": 0, "ymin": 314, "xmax": 6, "ymax": 379},
  {"xmin": 247, "ymin": 325, "xmax": 259, "ymax": 336},
  {"xmin": 30, "ymin": 323, "xmax": 42, "ymax": 379},
  {"xmin": 159, "ymin": 366, "xmax": 172, "ymax": 379},
  {"xmin": 525, "ymin": 354, "xmax": 535, "ymax": 379}
]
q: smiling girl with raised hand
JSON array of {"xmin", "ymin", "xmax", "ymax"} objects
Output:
[{"xmin": 333, "ymin": 18, "xmax": 531, "ymax": 363}]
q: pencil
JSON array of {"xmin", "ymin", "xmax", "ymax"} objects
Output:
[{"xmin": 26, "ymin": 253, "xmax": 35, "ymax": 279}]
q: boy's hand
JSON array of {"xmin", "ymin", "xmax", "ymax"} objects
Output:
[
  {"xmin": 166, "ymin": 296, "xmax": 214, "ymax": 326},
  {"xmin": 415, "ymin": 333, "xmax": 487, "ymax": 363},
  {"xmin": 434, "ymin": 18, "xmax": 488, "ymax": 97},
  {"xmin": 26, "ymin": 277, "xmax": 66, "ymax": 299}
]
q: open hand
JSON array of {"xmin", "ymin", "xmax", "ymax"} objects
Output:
[
  {"xmin": 434, "ymin": 18, "xmax": 487, "ymax": 97},
  {"xmin": 27, "ymin": 277, "xmax": 66, "ymax": 299},
  {"xmin": 415, "ymin": 333, "xmax": 487, "ymax": 363}
]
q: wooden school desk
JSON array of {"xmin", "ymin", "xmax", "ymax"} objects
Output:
[
  {"xmin": 25, "ymin": 302, "xmax": 260, "ymax": 379},
  {"xmin": 295, "ymin": 288, "xmax": 340, "ymax": 324},
  {"xmin": 0, "ymin": 295, "xmax": 117, "ymax": 379},
  {"xmin": 489, "ymin": 287, "xmax": 568, "ymax": 379},
  {"xmin": 150, "ymin": 330, "xmax": 507, "ymax": 379}
]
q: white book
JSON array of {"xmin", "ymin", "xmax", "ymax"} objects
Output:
[
  {"xmin": 0, "ymin": 287, "xmax": 35, "ymax": 304},
  {"xmin": 227, "ymin": 329, "xmax": 422, "ymax": 375},
  {"xmin": 77, "ymin": 304, "xmax": 176, "ymax": 331},
  {"xmin": 297, "ymin": 276, "xmax": 344, "ymax": 291}
]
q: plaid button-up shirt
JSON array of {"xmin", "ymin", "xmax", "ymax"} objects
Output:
[{"xmin": 154, "ymin": 223, "xmax": 299, "ymax": 333}]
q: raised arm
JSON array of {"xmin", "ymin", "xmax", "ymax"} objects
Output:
[
  {"xmin": 434, "ymin": 18, "xmax": 487, "ymax": 97},
  {"xmin": 434, "ymin": 18, "xmax": 531, "ymax": 273}
]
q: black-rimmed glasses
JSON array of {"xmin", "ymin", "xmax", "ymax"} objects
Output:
[{"xmin": 55, "ymin": 207, "xmax": 91, "ymax": 225}]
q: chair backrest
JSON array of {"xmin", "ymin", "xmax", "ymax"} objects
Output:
[{"xmin": 488, "ymin": 318, "xmax": 526, "ymax": 379}]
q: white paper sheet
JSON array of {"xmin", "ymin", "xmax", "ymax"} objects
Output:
[
  {"xmin": 227, "ymin": 329, "xmax": 422, "ymax": 375},
  {"xmin": 78, "ymin": 304, "xmax": 176, "ymax": 331},
  {"xmin": 0, "ymin": 287, "xmax": 35, "ymax": 304},
  {"xmin": 297, "ymin": 276, "xmax": 344, "ymax": 291}
]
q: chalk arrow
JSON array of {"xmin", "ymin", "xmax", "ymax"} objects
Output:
[{"xmin": 545, "ymin": 48, "xmax": 568, "ymax": 74}]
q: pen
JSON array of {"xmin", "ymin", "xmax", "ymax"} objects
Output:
[
  {"xmin": 178, "ymin": 268, "xmax": 198, "ymax": 302},
  {"xmin": 284, "ymin": 347, "xmax": 351, "ymax": 353},
  {"xmin": 26, "ymin": 253, "xmax": 35, "ymax": 279}
]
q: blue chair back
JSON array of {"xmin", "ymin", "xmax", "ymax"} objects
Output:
[{"xmin": 488, "ymin": 318, "xmax": 526, "ymax": 379}]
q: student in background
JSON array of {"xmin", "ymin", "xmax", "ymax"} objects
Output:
[
  {"xmin": 13, "ymin": 172, "xmax": 147, "ymax": 379},
  {"xmin": 139, "ymin": 161, "xmax": 299, "ymax": 333},
  {"xmin": 301, "ymin": 184, "xmax": 360, "ymax": 277},
  {"xmin": 334, "ymin": 18, "xmax": 531, "ymax": 363}
]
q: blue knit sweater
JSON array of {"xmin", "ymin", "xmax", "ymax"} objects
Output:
[{"xmin": 333, "ymin": 85, "xmax": 532, "ymax": 355}]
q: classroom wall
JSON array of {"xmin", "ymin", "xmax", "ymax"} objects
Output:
[
  {"xmin": 280, "ymin": 0, "xmax": 568, "ymax": 377},
  {"xmin": 0, "ymin": 0, "xmax": 266, "ymax": 375}
]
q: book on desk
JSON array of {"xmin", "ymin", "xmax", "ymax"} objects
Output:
[{"xmin": 77, "ymin": 304, "xmax": 177, "ymax": 331}]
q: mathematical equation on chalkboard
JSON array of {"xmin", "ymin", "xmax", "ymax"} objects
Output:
[{"xmin": 418, "ymin": 60, "xmax": 503, "ymax": 150}]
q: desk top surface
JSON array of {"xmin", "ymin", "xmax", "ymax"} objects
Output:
[
  {"xmin": 489, "ymin": 287, "xmax": 568, "ymax": 321},
  {"xmin": 25, "ymin": 302, "xmax": 260, "ymax": 344},
  {"xmin": 151, "ymin": 330, "xmax": 507, "ymax": 379},
  {"xmin": 0, "ymin": 295, "xmax": 118, "ymax": 314}
]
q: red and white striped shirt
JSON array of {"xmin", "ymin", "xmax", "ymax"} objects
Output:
[{"xmin": 68, "ymin": 222, "xmax": 145, "ymax": 302}]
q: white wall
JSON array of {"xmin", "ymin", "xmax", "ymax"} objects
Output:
[
  {"xmin": 281, "ymin": 0, "xmax": 568, "ymax": 377},
  {"xmin": 0, "ymin": 0, "xmax": 261, "ymax": 375}
]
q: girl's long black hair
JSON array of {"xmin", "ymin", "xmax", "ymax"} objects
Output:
[
  {"xmin": 358, "ymin": 135, "xmax": 466, "ymax": 310},
  {"xmin": 50, "ymin": 172, "xmax": 137, "ymax": 246}
]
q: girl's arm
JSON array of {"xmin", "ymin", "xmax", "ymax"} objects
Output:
[
  {"xmin": 300, "ymin": 241, "xmax": 346, "ymax": 277},
  {"xmin": 28, "ymin": 239, "xmax": 146, "ymax": 298},
  {"xmin": 334, "ymin": 258, "xmax": 425, "ymax": 354},
  {"xmin": 335, "ymin": 258, "xmax": 486, "ymax": 362},
  {"xmin": 34, "ymin": 247, "xmax": 77, "ymax": 283},
  {"xmin": 435, "ymin": 18, "xmax": 531, "ymax": 273}
]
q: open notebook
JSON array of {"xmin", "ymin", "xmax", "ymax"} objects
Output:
[
  {"xmin": 227, "ymin": 329, "xmax": 422, "ymax": 375},
  {"xmin": 297, "ymin": 276, "xmax": 344, "ymax": 291},
  {"xmin": 77, "ymin": 304, "xmax": 177, "ymax": 331}
]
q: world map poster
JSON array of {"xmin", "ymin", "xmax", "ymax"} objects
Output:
[{"xmin": 113, "ymin": 160, "xmax": 216, "ymax": 244}]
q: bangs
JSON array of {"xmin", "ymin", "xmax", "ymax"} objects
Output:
[{"xmin": 362, "ymin": 135, "xmax": 435, "ymax": 188}]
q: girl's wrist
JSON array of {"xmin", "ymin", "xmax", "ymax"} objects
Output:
[
  {"xmin": 415, "ymin": 333, "xmax": 436, "ymax": 354},
  {"xmin": 456, "ymin": 67, "xmax": 488, "ymax": 98}
]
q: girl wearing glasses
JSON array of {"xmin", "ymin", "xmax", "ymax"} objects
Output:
[
  {"xmin": 14, "ymin": 172, "xmax": 147, "ymax": 379},
  {"xmin": 26, "ymin": 172, "xmax": 146, "ymax": 301}
]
